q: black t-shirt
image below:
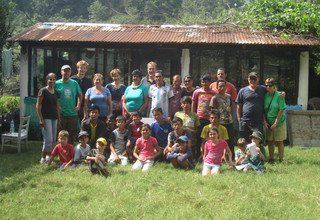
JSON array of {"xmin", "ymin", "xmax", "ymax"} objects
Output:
[
  {"xmin": 38, "ymin": 87, "xmax": 59, "ymax": 119},
  {"xmin": 70, "ymin": 75, "xmax": 93, "ymax": 106}
]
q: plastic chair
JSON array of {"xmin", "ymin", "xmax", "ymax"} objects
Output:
[
  {"xmin": 308, "ymin": 97, "xmax": 320, "ymax": 110},
  {"xmin": 1, "ymin": 116, "xmax": 31, "ymax": 153}
]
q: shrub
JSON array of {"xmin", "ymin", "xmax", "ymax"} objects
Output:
[{"xmin": 0, "ymin": 96, "xmax": 20, "ymax": 114}]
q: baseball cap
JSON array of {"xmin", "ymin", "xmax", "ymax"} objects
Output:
[
  {"xmin": 96, "ymin": 137, "xmax": 107, "ymax": 146},
  {"xmin": 78, "ymin": 131, "xmax": 89, "ymax": 139},
  {"xmin": 248, "ymin": 72, "xmax": 258, "ymax": 78},
  {"xmin": 176, "ymin": 135, "xmax": 189, "ymax": 143},
  {"xmin": 61, "ymin": 65, "xmax": 71, "ymax": 70}
]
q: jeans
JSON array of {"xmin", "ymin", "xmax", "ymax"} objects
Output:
[{"xmin": 41, "ymin": 119, "xmax": 58, "ymax": 152}]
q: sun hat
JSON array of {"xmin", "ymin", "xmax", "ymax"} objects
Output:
[{"xmin": 249, "ymin": 131, "xmax": 263, "ymax": 140}]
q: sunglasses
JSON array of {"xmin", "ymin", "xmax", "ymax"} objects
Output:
[
  {"xmin": 249, "ymin": 77, "xmax": 257, "ymax": 81},
  {"xmin": 265, "ymin": 84, "xmax": 273, "ymax": 87}
]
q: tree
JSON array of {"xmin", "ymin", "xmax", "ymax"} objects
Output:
[
  {"xmin": 240, "ymin": 0, "xmax": 320, "ymax": 74},
  {"xmin": 0, "ymin": 0, "xmax": 15, "ymax": 93},
  {"xmin": 240, "ymin": 0, "xmax": 320, "ymax": 36},
  {"xmin": 177, "ymin": 0, "xmax": 244, "ymax": 25}
]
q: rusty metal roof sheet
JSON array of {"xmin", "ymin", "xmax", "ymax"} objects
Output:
[{"xmin": 8, "ymin": 22, "xmax": 320, "ymax": 46}]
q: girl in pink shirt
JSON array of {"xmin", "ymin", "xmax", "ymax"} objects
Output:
[
  {"xmin": 202, "ymin": 127, "xmax": 232, "ymax": 175},
  {"xmin": 132, "ymin": 124, "xmax": 161, "ymax": 171}
]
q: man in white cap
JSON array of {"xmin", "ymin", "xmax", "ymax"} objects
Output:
[{"xmin": 55, "ymin": 64, "xmax": 82, "ymax": 145}]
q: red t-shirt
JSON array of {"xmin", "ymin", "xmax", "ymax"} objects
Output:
[
  {"xmin": 204, "ymin": 139, "xmax": 228, "ymax": 165},
  {"xmin": 129, "ymin": 121, "xmax": 143, "ymax": 139},
  {"xmin": 51, "ymin": 143, "xmax": 75, "ymax": 164}
]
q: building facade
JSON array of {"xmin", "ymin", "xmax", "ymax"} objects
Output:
[{"xmin": 8, "ymin": 22, "xmax": 320, "ymax": 114}]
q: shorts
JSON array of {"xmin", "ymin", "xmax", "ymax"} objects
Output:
[
  {"xmin": 266, "ymin": 122, "xmax": 287, "ymax": 141},
  {"xmin": 202, "ymin": 163, "xmax": 221, "ymax": 175}
]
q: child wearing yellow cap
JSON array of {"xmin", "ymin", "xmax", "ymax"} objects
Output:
[{"xmin": 86, "ymin": 137, "xmax": 109, "ymax": 177}]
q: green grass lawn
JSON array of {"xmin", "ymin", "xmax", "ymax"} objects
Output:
[{"xmin": 1, "ymin": 142, "xmax": 320, "ymax": 219}]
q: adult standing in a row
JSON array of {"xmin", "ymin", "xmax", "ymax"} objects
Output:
[
  {"xmin": 55, "ymin": 65, "xmax": 82, "ymax": 145},
  {"xmin": 236, "ymin": 72, "xmax": 265, "ymax": 142},
  {"xmin": 210, "ymin": 68, "xmax": 237, "ymax": 103},
  {"xmin": 71, "ymin": 60, "xmax": 92, "ymax": 121},
  {"xmin": 141, "ymin": 61, "xmax": 156, "ymax": 87},
  {"xmin": 171, "ymin": 75, "xmax": 183, "ymax": 118},
  {"xmin": 36, "ymin": 73, "xmax": 60, "ymax": 163},
  {"xmin": 123, "ymin": 69, "xmax": 149, "ymax": 117},
  {"xmin": 148, "ymin": 70, "xmax": 174, "ymax": 119},
  {"xmin": 106, "ymin": 68, "xmax": 126, "ymax": 117},
  {"xmin": 84, "ymin": 73, "xmax": 112, "ymax": 122},
  {"xmin": 264, "ymin": 78, "xmax": 287, "ymax": 162}
]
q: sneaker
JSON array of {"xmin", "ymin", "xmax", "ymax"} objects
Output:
[
  {"xmin": 40, "ymin": 158, "xmax": 46, "ymax": 164},
  {"xmin": 45, "ymin": 155, "xmax": 51, "ymax": 162}
]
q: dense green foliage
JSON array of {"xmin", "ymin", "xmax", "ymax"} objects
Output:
[
  {"xmin": 241, "ymin": 0, "xmax": 320, "ymax": 37},
  {"xmin": 1, "ymin": 144, "xmax": 320, "ymax": 219},
  {"xmin": 0, "ymin": 0, "xmax": 14, "ymax": 48},
  {"xmin": 7, "ymin": 0, "xmax": 320, "ymax": 37},
  {"xmin": 0, "ymin": 95, "xmax": 20, "ymax": 114},
  {"xmin": 9, "ymin": 0, "xmax": 245, "ymax": 30}
]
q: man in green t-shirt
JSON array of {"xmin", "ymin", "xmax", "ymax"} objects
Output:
[{"xmin": 55, "ymin": 65, "xmax": 82, "ymax": 144}]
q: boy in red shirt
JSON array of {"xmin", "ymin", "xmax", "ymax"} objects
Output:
[{"xmin": 48, "ymin": 130, "xmax": 75, "ymax": 169}]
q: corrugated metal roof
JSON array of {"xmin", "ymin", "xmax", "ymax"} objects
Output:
[{"xmin": 8, "ymin": 22, "xmax": 320, "ymax": 46}]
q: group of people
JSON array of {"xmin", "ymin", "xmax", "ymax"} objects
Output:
[{"xmin": 36, "ymin": 60, "xmax": 287, "ymax": 176}]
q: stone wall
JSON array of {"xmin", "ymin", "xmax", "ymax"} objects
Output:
[{"xmin": 287, "ymin": 110, "xmax": 320, "ymax": 147}]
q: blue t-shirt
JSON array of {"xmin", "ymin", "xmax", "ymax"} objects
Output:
[
  {"xmin": 236, "ymin": 85, "xmax": 266, "ymax": 125},
  {"xmin": 124, "ymin": 84, "xmax": 148, "ymax": 114},
  {"xmin": 151, "ymin": 120, "xmax": 173, "ymax": 149},
  {"xmin": 85, "ymin": 87, "xmax": 111, "ymax": 117}
]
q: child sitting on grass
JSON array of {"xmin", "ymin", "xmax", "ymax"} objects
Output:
[
  {"xmin": 234, "ymin": 138, "xmax": 249, "ymax": 170},
  {"xmin": 73, "ymin": 131, "xmax": 91, "ymax": 165},
  {"xmin": 243, "ymin": 131, "xmax": 266, "ymax": 173},
  {"xmin": 47, "ymin": 130, "xmax": 75, "ymax": 170},
  {"xmin": 128, "ymin": 112, "xmax": 143, "ymax": 161},
  {"xmin": 202, "ymin": 127, "xmax": 232, "ymax": 176},
  {"xmin": 108, "ymin": 116, "xmax": 131, "ymax": 165},
  {"xmin": 132, "ymin": 124, "xmax": 161, "ymax": 171},
  {"xmin": 163, "ymin": 117, "xmax": 191, "ymax": 158},
  {"xmin": 167, "ymin": 135, "xmax": 194, "ymax": 170},
  {"xmin": 86, "ymin": 137, "xmax": 109, "ymax": 177},
  {"xmin": 200, "ymin": 110, "xmax": 229, "ymax": 161}
]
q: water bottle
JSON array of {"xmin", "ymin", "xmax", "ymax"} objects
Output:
[{"xmin": 10, "ymin": 120, "xmax": 15, "ymax": 133}]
